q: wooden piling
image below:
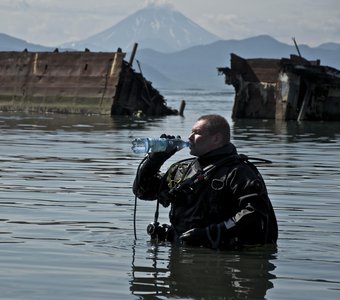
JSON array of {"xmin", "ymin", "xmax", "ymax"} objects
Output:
[{"xmin": 179, "ymin": 100, "xmax": 186, "ymax": 116}]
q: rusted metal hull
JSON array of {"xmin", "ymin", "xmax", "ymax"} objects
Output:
[
  {"xmin": 218, "ymin": 53, "xmax": 340, "ymax": 121},
  {"xmin": 0, "ymin": 50, "xmax": 177, "ymax": 116}
]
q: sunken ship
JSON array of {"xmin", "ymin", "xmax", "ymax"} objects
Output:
[
  {"xmin": 0, "ymin": 44, "xmax": 178, "ymax": 116},
  {"xmin": 218, "ymin": 53, "xmax": 340, "ymax": 121}
]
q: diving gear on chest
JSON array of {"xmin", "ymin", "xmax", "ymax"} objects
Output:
[
  {"xmin": 168, "ymin": 154, "xmax": 272, "ymax": 197},
  {"xmin": 168, "ymin": 155, "xmax": 241, "ymax": 196}
]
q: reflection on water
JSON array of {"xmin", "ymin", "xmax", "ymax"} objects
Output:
[
  {"xmin": 131, "ymin": 243, "xmax": 276, "ymax": 299},
  {"xmin": 233, "ymin": 118, "xmax": 340, "ymax": 142},
  {"xmin": 1, "ymin": 88, "xmax": 340, "ymax": 299}
]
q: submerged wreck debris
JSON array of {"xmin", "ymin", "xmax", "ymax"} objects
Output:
[
  {"xmin": 218, "ymin": 53, "xmax": 340, "ymax": 121},
  {"xmin": 0, "ymin": 45, "xmax": 178, "ymax": 116}
]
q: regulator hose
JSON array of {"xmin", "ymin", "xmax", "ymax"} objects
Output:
[{"xmin": 133, "ymin": 155, "xmax": 148, "ymax": 240}]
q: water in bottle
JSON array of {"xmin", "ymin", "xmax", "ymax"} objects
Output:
[{"xmin": 131, "ymin": 137, "xmax": 190, "ymax": 154}]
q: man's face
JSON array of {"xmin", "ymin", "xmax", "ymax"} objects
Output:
[{"xmin": 188, "ymin": 119, "xmax": 217, "ymax": 157}]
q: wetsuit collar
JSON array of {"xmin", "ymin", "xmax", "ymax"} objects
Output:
[{"xmin": 197, "ymin": 142, "xmax": 238, "ymax": 167}]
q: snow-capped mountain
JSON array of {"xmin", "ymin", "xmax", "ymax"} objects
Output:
[{"xmin": 61, "ymin": 3, "xmax": 221, "ymax": 53}]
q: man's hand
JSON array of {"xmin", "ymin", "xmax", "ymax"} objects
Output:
[
  {"xmin": 148, "ymin": 134, "xmax": 178, "ymax": 161},
  {"xmin": 180, "ymin": 224, "xmax": 224, "ymax": 249},
  {"xmin": 160, "ymin": 134, "xmax": 181, "ymax": 153},
  {"xmin": 180, "ymin": 227, "xmax": 210, "ymax": 247}
]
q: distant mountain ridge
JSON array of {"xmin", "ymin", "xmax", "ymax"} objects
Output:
[
  {"xmin": 316, "ymin": 42, "xmax": 340, "ymax": 51},
  {"xmin": 0, "ymin": 33, "xmax": 53, "ymax": 52},
  {"xmin": 132, "ymin": 35, "xmax": 340, "ymax": 89},
  {"xmin": 61, "ymin": 4, "xmax": 221, "ymax": 53}
]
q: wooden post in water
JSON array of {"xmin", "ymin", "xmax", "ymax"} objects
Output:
[
  {"xmin": 297, "ymin": 84, "xmax": 312, "ymax": 121},
  {"xmin": 179, "ymin": 100, "xmax": 186, "ymax": 116}
]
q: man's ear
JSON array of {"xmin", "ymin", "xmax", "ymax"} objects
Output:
[{"xmin": 213, "ymin": 132, "xmax": 224, "ymax": 146}]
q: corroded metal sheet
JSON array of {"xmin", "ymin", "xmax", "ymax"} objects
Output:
[{"xmin": 0, "ymin": 51, "xmax": 125, "ymax": 114}]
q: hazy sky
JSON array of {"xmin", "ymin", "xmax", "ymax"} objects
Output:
[{"xmin": 1, "ymin": 0, "xmax": 339, "ymax": 47}]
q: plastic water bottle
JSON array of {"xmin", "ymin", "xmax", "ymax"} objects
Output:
[{"xmin": 131, "ymin": 137, "xmax": 190, "ymax": 154}]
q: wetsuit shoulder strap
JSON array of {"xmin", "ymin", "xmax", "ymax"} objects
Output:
[
  {"xmin": 203, "ymin": 154, "xmax": 244, "ymax": 175},
  {"xmin": 197, "ymin": 154, "xmax": 272, "ymax": 182}
]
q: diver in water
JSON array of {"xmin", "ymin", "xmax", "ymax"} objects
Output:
[{"xmin": 133, "ymin": 114, "xmax": 278, "ymax": 249}]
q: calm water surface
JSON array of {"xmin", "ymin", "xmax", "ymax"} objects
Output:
[{"xmin": 1, "ymin": 88, "xmax": 340, "ymax": 299}]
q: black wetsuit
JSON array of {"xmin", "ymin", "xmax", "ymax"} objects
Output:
[{"xmin": 133, "ymin": 143, "xmax": 278, "ymax": 249}]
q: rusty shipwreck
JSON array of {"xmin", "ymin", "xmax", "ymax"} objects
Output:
[
  {"xmin": 0, "ymin": 45, "xmax": 178, "ymax": 116},
  {"xmin": 218, "ymin": 53, "xmax": 340, "ymax": 121}
]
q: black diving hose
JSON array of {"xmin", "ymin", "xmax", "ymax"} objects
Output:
[{"xmin": 133, "ymin": 155, "xmax": 148, "ymax": 240}]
